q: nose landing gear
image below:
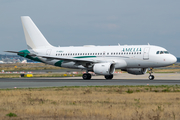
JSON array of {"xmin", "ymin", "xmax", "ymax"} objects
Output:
[{"xmin": 148, "ymin": 68, "xmax": 154, "ymax": 80}]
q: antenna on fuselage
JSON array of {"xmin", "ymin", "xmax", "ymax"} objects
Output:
[
  {"xmin": 148, "ymin": 43, "xmax": 150, "ymax": 45},
  {"xmin": 118, "ymin": 43, "xmax": 120, "ymax": 46}
]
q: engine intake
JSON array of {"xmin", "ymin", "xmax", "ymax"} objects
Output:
[{"xmin": 93, "ymin": 63, "xmax": 115, "ymax": 75}]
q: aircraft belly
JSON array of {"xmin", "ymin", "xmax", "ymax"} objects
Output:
[
  {"xmin": 61, "ymin": 62, "xmax": 84, "ymax": 69},
  {"xmin": 125, "ymin": 59, "xmax": 151, "ymax": 68}
]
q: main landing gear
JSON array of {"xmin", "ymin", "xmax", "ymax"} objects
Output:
[
  {"xmin": 148, "ymin": 68, "xmax": 154, "ymax": 80},
  {"xmin": 104, "ymin": 75, "xmax": 113, "ymax": 80},
  {"xmin": 82, "ymin": 73, "xmax": 92, "ymax": 80}
]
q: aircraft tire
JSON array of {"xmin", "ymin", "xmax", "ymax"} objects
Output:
[
  {"xmin": 82, "ymin": 73, "xmax": 91, "ymax": 80},
  {"xmin": 104, "ymin": 75, "xmax": 113, "ymax": 80},
  {"xmin": 149, "ymin": 75, "xmax": 154, "ymax": 80}
]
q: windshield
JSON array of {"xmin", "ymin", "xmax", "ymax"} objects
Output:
[{"xmin": 156, "ymin": 51, "xmax": 169, "ymax": 54}]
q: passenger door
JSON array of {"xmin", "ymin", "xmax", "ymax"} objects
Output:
[
  {"xmin": 46, "ymin": 49, "xmax": 52, "ymax": 56},
  {"xmin": 143, "ymin": 47, "xmax": 150, "ymax": 60}
]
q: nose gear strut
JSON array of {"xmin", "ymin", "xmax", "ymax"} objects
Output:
[{"xmin": 148, "ymin": 68, "xmax": 154, "ymax": 80}]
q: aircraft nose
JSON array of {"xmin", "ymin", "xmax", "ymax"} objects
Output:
[{"xmin": 170, "ymin": 55, "xmax": 177, "ymax": 64}]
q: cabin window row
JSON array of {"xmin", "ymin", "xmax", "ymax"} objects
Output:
[{"xmin": 56, "ymin": 52, "xmax": 141, "ymax": 56}]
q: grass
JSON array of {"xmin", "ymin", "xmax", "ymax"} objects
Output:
[
  {"xmin": 0, "ymin": 85, "xmax": 180, "ymax": 119},
  {"xmin": 0, "ymin": 63, "xmax": 180, "ymax": 73},
  {"xmin": 6, "ymin": 113, "xmax": 17, "ymax": 117},
  {"xmin": 0, "ymin": 63, "xmax": 66, "ymax": 72},
  {"xmin": 153, "ymin": 69, "xmax": 180, "ymax": 73},
  {"xmin": 0, "ymin": 73, "xmax": 83, "ymax": 78}
]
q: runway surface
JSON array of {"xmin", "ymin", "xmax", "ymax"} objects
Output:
[{"xmin": 0, "ymin": 73, "xmax": 180, "ymax": 89}]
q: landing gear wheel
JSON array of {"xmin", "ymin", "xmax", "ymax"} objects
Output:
[
  {"xmin": 104, "ymin": 75, "xmax": 113, "ymax": 80},
  {"xmin": 148, "ymin": 68, "xmax": 155, "ymax": 80},
  {"xmin": 149, "ymin": 75, "xmax": 154, "ymax": 80},
  {"xmin": 82, "ymin": 73, "xmax": 91, "ymax": 80}
]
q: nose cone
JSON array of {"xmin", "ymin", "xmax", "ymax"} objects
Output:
[{"xmin": 169, "ymin": 55, "xmax": 177, "ymax": 64}]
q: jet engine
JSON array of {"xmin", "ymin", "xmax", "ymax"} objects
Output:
[
  {"xmin": 93, "ymin": 63, "xmax": 115, "ymax": 75},
  {"xmin": 122, "ymin": 68, "xmax": 147, "ymax": 75}
]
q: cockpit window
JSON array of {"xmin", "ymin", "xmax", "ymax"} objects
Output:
[
  {"xmin": 156, "ymin": 51, "xmax": 169, "ymax": 54},
  {"xmin": 164, "ymin": 51, "xmax": 169, "ymax": 54}
]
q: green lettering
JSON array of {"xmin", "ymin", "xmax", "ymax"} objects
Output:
[{"xmin": 126, "ymin": 48, "xmax": 132, "ymax": 52}]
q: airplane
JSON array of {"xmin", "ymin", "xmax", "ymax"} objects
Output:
[{"xmin": 6, "ymin": 16, "xmax": 177, "ymax": 80}]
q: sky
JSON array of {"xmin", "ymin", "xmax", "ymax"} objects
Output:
[{"xmin": 0, "ymin": 0, "xmax": 180, "ymax": 57}]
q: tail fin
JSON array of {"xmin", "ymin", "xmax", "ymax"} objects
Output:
[{"xmin": 21, "ymin": 16, "xmax": 53, "ymax": 49}]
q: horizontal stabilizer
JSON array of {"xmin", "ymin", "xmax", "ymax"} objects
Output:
[{"xmin": 4, "ymin": 51, "xmax": 36, "ymax": 57}]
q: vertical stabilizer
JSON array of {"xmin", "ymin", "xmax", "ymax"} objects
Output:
[{"xmin": 21, "ymin": 16, "xmax": 53, "ymax": 49}]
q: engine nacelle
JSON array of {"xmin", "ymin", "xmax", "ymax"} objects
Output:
[
  {"xmin": 123, "ymin": 68, "xmax": 147, "ymax": 75},
  {"xmin": 93, "ymin": 63, "xmax": 115, "ymax": 75}
]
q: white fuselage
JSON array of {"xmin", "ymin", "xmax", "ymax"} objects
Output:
[{"xmin": 33, "ymin": 45, "xmax": 177, "ymax": 70}]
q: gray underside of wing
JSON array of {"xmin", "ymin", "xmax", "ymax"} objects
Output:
[{"xmin": 38, "ymin": 55, "xmax": 101, "ymax": 63}]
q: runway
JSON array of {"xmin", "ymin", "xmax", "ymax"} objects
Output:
[{"xmin": 0, "ymin": 73, "xmax": 180, "ymax": 89}]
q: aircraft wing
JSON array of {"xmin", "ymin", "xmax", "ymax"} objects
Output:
[
  {"xmin": 5, "ymin": 51, "xmax": 104, "ymax": 64},
  {"xmin": 38, "ymin": 55, "xmax": 101, "ymax": 63}
]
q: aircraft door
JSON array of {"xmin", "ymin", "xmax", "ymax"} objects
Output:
[
  {"xmin": 46, "ymin": 49, "xmax": 52, "ymax": 56},
  {"xmin": 143, "ymin": 48, "xmax": 150, "ymax": 60}
]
